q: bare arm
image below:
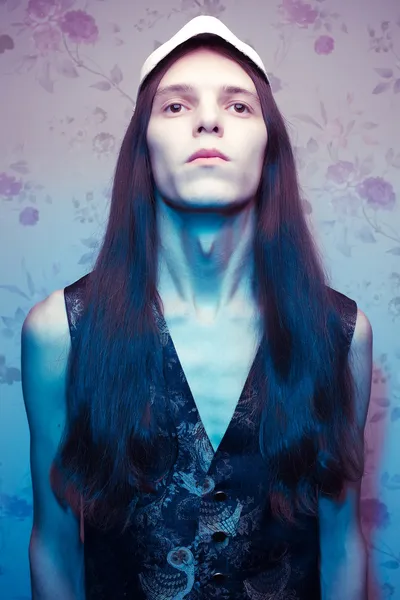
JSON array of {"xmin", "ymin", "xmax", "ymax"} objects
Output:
[{"xmin": 21, "ymin": 290, "xmax": 86, "ymax": 600}]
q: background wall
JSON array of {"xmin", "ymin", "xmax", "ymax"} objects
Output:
[{"xmin": 0, "ymin": 0, "xmax": 399, "ymax": 598}]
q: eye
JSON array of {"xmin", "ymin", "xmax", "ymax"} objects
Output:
[
  {"xmin": 163, "ymin": 103, "xmax": 186, "ymax": 114},
  {"xmin": 163, "ymin": 102, "xmax": 251, "ymax": 114},
  {"xmin": 230, "ymin": 103, "xmax": 250, "ymax": 114}
]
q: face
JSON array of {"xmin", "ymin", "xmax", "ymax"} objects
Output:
[{"xmin": 146, "ymin": 47, "xmax": 268, "ymax": 211}]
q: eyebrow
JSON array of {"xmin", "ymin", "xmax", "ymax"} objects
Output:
[{"xmin": 154, "ymin": 84, "xmax": 261, "ymax": 106}]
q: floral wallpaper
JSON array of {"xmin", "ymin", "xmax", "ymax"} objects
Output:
[{"xmin": 0, "ymin": 0, "xmax": 399, "ymax": 598}]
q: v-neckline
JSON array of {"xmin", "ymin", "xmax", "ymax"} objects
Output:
[{"xmin": 156, "ymin": 305, "xmax": 263, "ymax": 456}]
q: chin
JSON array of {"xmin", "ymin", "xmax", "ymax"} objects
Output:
[
  {"xmin": 156, "ymin": 186, "xmax": 253, "ymax": 212},
  {"xmin": 173, "ymin": 196, "xmax": 246, "ymax": 212}
]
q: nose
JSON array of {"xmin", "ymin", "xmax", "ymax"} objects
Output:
[
  {"xmin": 197, "ymin": 122, "xmax": 220, "ymax": 133},
  {"xmin": 195, "ymin": 104, "xmax": 222, "ymax": 135}
]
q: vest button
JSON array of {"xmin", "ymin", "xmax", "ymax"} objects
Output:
[
  {"xmin": 212, "ymin": 531, "xmax": 227, "ymax": 542},
  {"xmin": 213, "ymin": 490, "xmax": 227, "ymax": 501},
  {"xmin": 212, "ymin": 572, "xmax": 226, "ymax": 583}
]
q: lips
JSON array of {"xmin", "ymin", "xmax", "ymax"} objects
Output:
[{"xmin": 187, "ymin": 148, "xmax": 229, "ymax": 162}]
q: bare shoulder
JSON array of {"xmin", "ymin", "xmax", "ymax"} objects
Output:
[
  {"xmin": 23, "ymin": 287, "xmax": 70, "ymax": 343},
  {"xmin": 21, "ymin": 287, "xmax": 71, "ymax": 433},
  {"xmin": 347, "ymin": 307, "xmax": 373, "ymax": 429},
  {"xmin": 352, "ymin": 307, "xmax": 373, "ymax": 346}
]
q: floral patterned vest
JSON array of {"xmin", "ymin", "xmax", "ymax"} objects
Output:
[{"xmin": 64, "ymin": 272, "xmax": 357, "ymax": 600}]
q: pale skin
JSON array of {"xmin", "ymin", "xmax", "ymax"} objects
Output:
[
  {"xmin": 146, "ymin": 47, "xmax": 267, "ymax": 324},
  {"xmin": 21, "ymin": 47, "xmax": 372, "ymax": 599},
  {"xmin": 146, "ymin": 47, "xmax": 268, "ymax": 455}
]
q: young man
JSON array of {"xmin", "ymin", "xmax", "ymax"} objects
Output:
[{"xmin": 21, "ymin": 16, "xmax": 372, "ymax": 600}]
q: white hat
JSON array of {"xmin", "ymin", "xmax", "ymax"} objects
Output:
[{"xmin": 138, "ymin": 15, "xmax": 268, "ymax": 89}]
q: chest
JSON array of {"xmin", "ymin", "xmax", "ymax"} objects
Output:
[{"xmin": 164, "ymin": 311, "xmax": 262, "ymax": 453}]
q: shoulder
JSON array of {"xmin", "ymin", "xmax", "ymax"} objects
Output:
[
  {"xmin": 324, "ymin": 290, "xmax": 373, "ymax": 428},
  {"xmin": 23, "ymin": 288, "xmax": 70, "ymax": 342},
  {"xmin": 348, "ymin": 308, "xmax": 373, "ymax": 429},
  {"xmin": 352, "ymin": 307, "xmax": 373, "ymax": 345},
  {"xmin": 21, "ymin": 289, "xmax": 71, "ymax": 438},
  {"xmin": 349, "ymin": 307, "xmax": 373, "ymax": 369},
  {"xmin": 21, "ymin": 288, "xmax": 71, "ymax": 385}
]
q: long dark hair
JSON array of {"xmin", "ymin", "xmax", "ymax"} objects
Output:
[{"xmin": 51, "ymin": 33, "xmax": 364, "ymax": 533}]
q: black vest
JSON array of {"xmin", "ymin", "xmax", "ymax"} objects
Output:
[{"xmin": 64, "ymin": 273, "xmax": 357, "ymax": 600}]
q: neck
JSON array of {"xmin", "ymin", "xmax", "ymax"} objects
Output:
[{"xmin": 155, "ymin": 196, "xmax": 258, "ymax": 324}]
